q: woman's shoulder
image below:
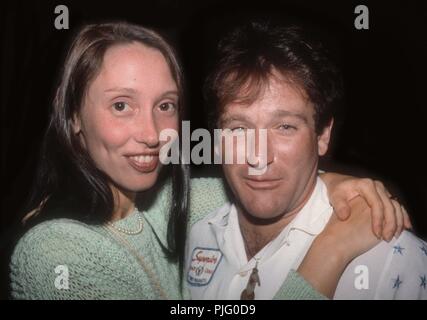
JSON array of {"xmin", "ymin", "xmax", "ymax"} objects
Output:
[
  {"xmin": 13, "ymin": 218, "xmax": 105, "ymax": 253},
  {"xmin": 190, "ymin": 176, "xmax": 225, "ymax": 189},
  {"xmin": 156, "ymin": 176, "xmax": 227, "ymax": 193},
  {"xmin": 9, "ymin": 218, "xmax": 135, "ymax": 299},
  {"xmin": 187, "ymin": 177, "xmax": 230, "ymax": 227},
  {"xmin": 10, "ymin": 219, "xmax": 110, "ymax": 280}
]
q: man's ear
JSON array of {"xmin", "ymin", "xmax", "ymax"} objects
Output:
[
  {"xmin": 72, "ymin": 113, "xmax": 82, "ymax": 135},
  {"xmin": 317, "ymin": 118, "xmax": 334, "ymax": 156}
]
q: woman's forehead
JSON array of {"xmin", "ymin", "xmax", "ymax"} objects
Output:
[{"xmin": 88, "ymin": 42, "xmax": 178, "ymax": 96}]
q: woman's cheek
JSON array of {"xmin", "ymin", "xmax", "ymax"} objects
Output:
[{"xmin": 98, "ymin": 116, "xmax": 132, "ymax": 145}]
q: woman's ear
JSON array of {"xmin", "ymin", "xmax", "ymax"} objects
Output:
[
  {"xmin": 318, "ymin": 118, "xmax": 334, "ymax": 156},
  {"xmin": 72, "ymin": 113, "xmax": 82, "ymax": 135}
]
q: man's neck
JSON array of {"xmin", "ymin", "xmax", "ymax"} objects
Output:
[
  {"xmin": 237, "ymin": 177, "xmax": 318, "ymax": 261},
  {"xmin": 239, "ymin": 213, "xmax": 297, "ymax": 261}
]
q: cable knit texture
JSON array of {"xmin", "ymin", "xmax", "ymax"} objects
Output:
[{"xmin": 10, "ymin": 177, "xmax": 325, "ymax": 300}]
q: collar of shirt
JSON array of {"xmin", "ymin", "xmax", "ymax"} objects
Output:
[
  {"xmin": 142, "ymin": 179, "xmax": 172, "ymax": 249},
  {"xmin": 207, "ymin": 177, "xmax": 333, "ymax": 272},
  {"xmin": 286, "ymin": 177, "xmax": 332, "ymax": 238}
]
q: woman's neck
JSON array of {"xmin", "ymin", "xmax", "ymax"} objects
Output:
[{"xmin": 110, "ymin": 185, "xmax": 136, "ymax": 221}]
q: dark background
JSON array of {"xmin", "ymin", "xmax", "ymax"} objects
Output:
[{"xmin": 1, "ymin": 0, "xmax": 426, "ymax": 298}]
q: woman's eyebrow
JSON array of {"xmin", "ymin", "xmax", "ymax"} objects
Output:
[
  {"xmin": 104, "ymin": 87, "xmax": 178, "ymax": 97},
  {"xmin": 104, "ymin": 87, "xmax": 138, "ymax": 94},
  {"xmin": 159, "ymin": 90, "xmax": 179, "ymax": 98},
  {"xmin": 154, "ymin": 90, "xmax": 179, "ymax": 104}
]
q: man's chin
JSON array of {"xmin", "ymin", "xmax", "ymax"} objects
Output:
[{"xmin": 239, "ymin": 202, "xmax": 288, "ymax": 223}]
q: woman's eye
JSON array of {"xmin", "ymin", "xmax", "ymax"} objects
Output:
[
  {"xmin": 112, "ymin": 102, "xmax": 130, "ymax": 112},
  {"xmin": 158, "ymin": 102, "xmax": 176, "ymax": 112}
]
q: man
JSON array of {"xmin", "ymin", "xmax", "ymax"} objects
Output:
[{"xmin": 185, "ymin": 21, "xmax": 427, "ymax": 299}]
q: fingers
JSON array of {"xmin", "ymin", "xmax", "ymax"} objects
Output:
[
  {"xmin": 332, "ymin": 199, "xmax": 351, "ymax": 221},
  {"xmin": 356, "ymin": 179, "xmax": 384, "ymax": 239},
  {"xmin": 391, "ymin": 199, "xmax": 404, "ymax": 238},
  {"xmin": 388, "ymin": 194, "xmax": 412, "ymax": 231},
  {"xmin": 373, "ymin": 181, "xmax": 397, "ymax": 241},
  {"xmin": 402, "ymin": 206, "xmax": 413, "ymax": 230}
]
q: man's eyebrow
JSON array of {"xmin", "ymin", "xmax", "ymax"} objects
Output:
[
  {"xmin": 271, "ymin": 110, "xmax": 308, "ymax": 123},
  {"xmin": 221, "ymin": 110, "xmax": 308, "ymax": 125},
  {"xmin": 221, "ymin": 114, "xmax": 252, "ymax": 126}
]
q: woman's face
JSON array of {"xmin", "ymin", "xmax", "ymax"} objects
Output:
[{"xmin": 74, "ymin": 42, "xmax": 179, "ymax": 194}]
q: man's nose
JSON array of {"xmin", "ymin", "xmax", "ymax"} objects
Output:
[
  {"xmin": 246, "ymin": 128, "xmax": 274, "ymax": 168},
  {"xmin": 133, "ymin": 111, "xmax": 159, "ymax": 148}
]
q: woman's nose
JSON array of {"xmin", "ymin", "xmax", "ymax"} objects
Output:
[{"xmin": 133, "ymin": 112, "xmax": 159, "ymax": 148}]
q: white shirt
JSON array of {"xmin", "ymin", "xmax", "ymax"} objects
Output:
[{"xmin": 186, "ymin": 178, "xmax": 427, "ymax": 299}]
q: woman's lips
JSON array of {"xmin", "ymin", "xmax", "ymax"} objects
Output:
[{"xmin": 126, "ymin": 154, "xmax": 159, "ymax": 173}]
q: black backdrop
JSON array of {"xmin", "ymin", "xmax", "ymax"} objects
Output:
[{"xmin": 1, "ymin": 0, "xmax": 427, "ymax": 297}]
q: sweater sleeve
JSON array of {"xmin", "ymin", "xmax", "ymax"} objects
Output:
[
  {"xmin": 10, "ymin": 219, "xmax": 146, "ymax": 300},
  {"xmin": 273, "ymin": 270, "xmax": 328, "ymax": 300},
  {"xmin": 188, "ymin": 177, "xmax": 229, "ymax": 227}
]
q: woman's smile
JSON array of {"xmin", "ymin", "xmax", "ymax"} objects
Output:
[{"xmin": 126, "ymin": 154, "xmax": 159, "ymax": 173}]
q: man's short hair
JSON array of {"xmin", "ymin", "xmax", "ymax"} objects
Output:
[{"xmin": 204, "ymin": 20, "xmax": 343, "ymax": 134}]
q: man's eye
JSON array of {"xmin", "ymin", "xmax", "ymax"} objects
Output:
[
  {"xmin": 158, "ymin": 102, "xmax": 176, "ymax": 112},
  {"xmin": 231, "ymin": 127, "xmax": 246, "ymax": 132},
  {"xmin": 112, "ymin": 102, "xmax": 130, "ymax": 112},
  {"xmin": 278, "ymin": 124, "xmax": 296, "ymax": 131}
]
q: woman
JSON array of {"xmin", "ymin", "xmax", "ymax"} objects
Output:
[{"xmin": 10, "ymin": 22, "xmax": 409, "ymax": 299}]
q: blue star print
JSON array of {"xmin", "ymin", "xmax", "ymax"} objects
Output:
[
  {"xmin": 420, "ymin": 245, "xmax": 427, "ymax": 257},
  {"xmin": 393, "ymin": 244, "xmax": 405, "ymax": 255},
  {"xmin": 393, "ymin": 275, "xmax": 402, "ymax": 289},
  {"xmin": 421, "ymin": 275, "xmax": 427, "ymax": 289}
]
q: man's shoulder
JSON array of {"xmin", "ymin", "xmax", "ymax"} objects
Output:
[
  {"xmin": 335, "ymin": 231, "xmax": 427, "ymax": 299},
  {"xmin": 386, "ymin": 231, "xmax": 427, "ymax": 267},
  {"xmin": 351, "ymin": 231, "xmax": 427, "ymax": 270},
  {"xmin": 373, "ymin": 231, "xmax": 427, "ymax": 299}
]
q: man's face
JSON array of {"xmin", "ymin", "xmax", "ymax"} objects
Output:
[{"xmin": 219, "ymin": 73, "xmax": 332, "ymax": 220}]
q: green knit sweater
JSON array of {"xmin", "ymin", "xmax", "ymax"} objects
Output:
[{"xmin": 10, "ymin": 177, "xmax": 326, "ymax": 300}]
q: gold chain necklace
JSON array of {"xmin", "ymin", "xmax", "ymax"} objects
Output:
[
  {"xmin": 240, "ymin": 259, "xmax": 261, "ymax": 300},
  {"xmin": 240, "ymin": 229, "xmax": 262, "ymax": 300},
  {"xmin": 103, "ymin": 224, "xmax": 169, "ymax": 299}
]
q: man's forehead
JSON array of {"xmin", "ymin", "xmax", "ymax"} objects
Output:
[
  {"xmin": 219, "ymin": 79, "xmax": 313, "ymax": 125},
  {"xmin": 221, "ymin": 107, "xmax": 309, "ymax": 123}
]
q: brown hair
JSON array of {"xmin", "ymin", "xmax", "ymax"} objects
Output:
[
  {"xmin": 27, "ymin": 22, "xmax": 189, "ymax": 269},
  {"xmin": 204, "ymin": 20, "xmax": 343, "ymax": 134}
]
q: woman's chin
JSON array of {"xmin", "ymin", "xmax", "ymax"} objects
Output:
[{"xmin": 128, "ymin": 175, "xmax": 160, "ymax": 192}]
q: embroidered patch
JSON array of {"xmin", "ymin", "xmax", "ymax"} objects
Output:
[{"xmin": 187, "ymin": 247, "xmax": 223, "ymax": 286}]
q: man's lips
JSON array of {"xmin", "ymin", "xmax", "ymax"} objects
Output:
[
  {"xmin": 125, "ymin": 153, "xmax": 159, "ymax": 173},
  {"xmin": 243, "ymin": 177, "xmax": 283, "ymax": 190}
]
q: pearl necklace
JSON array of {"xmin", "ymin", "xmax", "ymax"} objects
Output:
[
  {"xmin": 103, "ymin": 223, "xmax": 169, "ymax": 299},
  {"xmin": 106, "ymin": 212, "xmax": 143, "ymax": 235}
]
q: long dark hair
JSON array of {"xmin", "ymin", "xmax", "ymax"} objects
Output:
[{"xmin": 25, "ymin": 22, "xmax": 189, "ymax": 270}]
